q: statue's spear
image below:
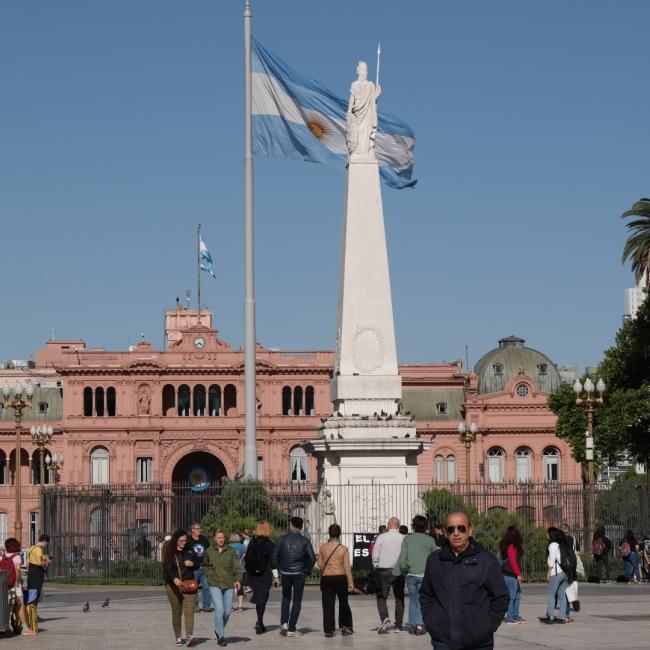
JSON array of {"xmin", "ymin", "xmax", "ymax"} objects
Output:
[{"xmin": 376, "ymin": 43, "xmax": 381, "ymax": 87}]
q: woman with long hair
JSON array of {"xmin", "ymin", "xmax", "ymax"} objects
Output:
[
  {"xmin": 3, "ymin": 538, "xmax": 34, "ymax": 635},
  {"xmin": 244, "ymin": 521, "xmax": 279, "ymax": 635},
  {"xmin": 162, "ymin": 529, "xmax": 199, "ymax": 647},
  {"xmin": 539, "ymin": 527, "xmax": 570, "ymax": 624},
  {"xmin": 592, "ymin": 525, "xmax": 611, "ymax": 583},
  {"xmin": 498, "ymin": 526, "xmax": 525, "ymax": 624}
]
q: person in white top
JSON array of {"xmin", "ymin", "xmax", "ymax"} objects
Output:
[
  {"xmin": 371, "ymin": 517, "xmax": 405, "ymax": 633},
  {"xmin": 539, "ymin": 527, "xmax": 570, "ymax": 624}
]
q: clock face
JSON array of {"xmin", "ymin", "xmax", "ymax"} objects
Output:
[{"xmin": 193, "ymin": 337, "xmax": 206, "ymax": 350}]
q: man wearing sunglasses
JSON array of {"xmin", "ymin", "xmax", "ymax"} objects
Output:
[{"xmin": 420, "ymin": 511, "xmax": 508, "ymax": 650}]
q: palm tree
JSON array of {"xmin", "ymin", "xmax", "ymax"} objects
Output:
[{"xmin": 621, "ymin": 198, "xmax": 650, "ymax": 283}]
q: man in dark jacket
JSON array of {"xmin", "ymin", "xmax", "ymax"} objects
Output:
[
  {"xmin": 420, "ymin": 511, "xmax": 508, "ymax": 650},
  {"xmin": 271, "ymin": 516, "xmax": 316, "ymax": 637},
  {"xmin": 185, "ymin": 522, "xmax": 213, "ymax": 612}
]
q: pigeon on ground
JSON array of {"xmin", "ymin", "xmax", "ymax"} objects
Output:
[
  {"xmin": 102, "ymin": 598, "xmax": 110, "ymax": 608},
  {"xmin": 82, "ymin": 602, "xmax": 90, "ymax": 612}
]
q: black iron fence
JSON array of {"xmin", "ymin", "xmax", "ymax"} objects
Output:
[{"xmin": 41, "ymin": 480, "xmax": 650, "ymax": 584}]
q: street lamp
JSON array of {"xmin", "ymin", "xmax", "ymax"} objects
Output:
[
  {"xmin": 30, "ymin": 425, "xmax": 53, "ymax": 486},
  {"xmin": 573, "ymin": 376, "xmax": 605, "ymax": 548},
  {"xmin": 2, "ymin": 380, "xmax": 35, "ymax": 542},
  {"xmin": 45, "ymin": 453, "xmax": 64, "ymax": 484},
  {"xmin": 457, "ymin": 420, "xmax": 479, "ymax": 489}
]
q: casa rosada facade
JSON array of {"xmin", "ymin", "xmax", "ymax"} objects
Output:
[{"xmin": 0, "ymin": 307, "xmax": 580, "ymax": 542}]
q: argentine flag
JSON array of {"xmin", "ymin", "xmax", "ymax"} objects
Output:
[
  {"xmin": 200, "ymin": 236, "xmax": 216, "ymax": 278},
  {"xmin": 252, "ymin": 40, "xmax": 416, "ymax": 189}
]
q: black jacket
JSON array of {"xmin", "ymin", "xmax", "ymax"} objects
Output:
[
  {"xmin": 163, "ymin": 548, "xmax": 199, "ymax": 585},
  {"xmin": 271, "ymin": 531, "xmax": 316, "ymax": 575},
  {"xmin": 420, "ymin": 539, "xmax": 509, "ymax": 650},
  {"xmin": 244, "ymin": 536, "xmax": 276, "ymax": 580}
]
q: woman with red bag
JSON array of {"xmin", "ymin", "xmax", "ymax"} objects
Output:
[{"xmin": 163, "ymin": 529, "xmax": 200, "ymax": 647}]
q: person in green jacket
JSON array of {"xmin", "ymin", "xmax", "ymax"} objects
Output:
[
  {"xmin": 203, "ymin": 530, "xmax": 243, "ymax": 647},
  {"xmin": 393, "ymin": 515, "xmax": 435, "ymax": 635}
]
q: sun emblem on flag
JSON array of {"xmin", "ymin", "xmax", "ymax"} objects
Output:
[{"xmin": 305, "ymin": 111, "xmax": 332, "ymax": 143}]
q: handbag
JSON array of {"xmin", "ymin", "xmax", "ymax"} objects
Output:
[{"xmin": 175, "ymin": 555, "xmax": 199, "ymax": 594}]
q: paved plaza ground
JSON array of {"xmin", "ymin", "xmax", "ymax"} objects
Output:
[{"xmin": 1, "ymin": 582, "xmax": 649, "ymax": 649}]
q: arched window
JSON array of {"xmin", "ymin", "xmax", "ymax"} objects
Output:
[
  {"xmin": 224, "ymin": 384, "xmax": 237, "ymax": 416},
  {"xmin": 90, "ymin": 447, "xmax": 110, "ymax": 484},
  {"xmin": 543, "ymin": 447, "xmax": 560, "ymax": 483},
  {"xmin": 0, "ymin": 513, "xmax": 7, "ymax": 546},
  {"xmin": 289, "ymin": 447, "xmax": 309, "ymax": 482},
  {"xmin": 193, "ymin": 385, "xmax": 206, "ymax": 416},
  {"xmin": 487, "ymin": 447, "xmax": 505, "ymax": 483},
  {"xmin": 293, "ymin": 386, "xmax": 304, "ymax": 416},
  {"xmin": 106, "ymin": 387, "xmax": 116, "ymax": 416},
  {"xmin": 162, "ymin": 384, "xmax": 175, "ymax": 416},
  {"xmin": 305, "ymin": 386, "xmax": 315, "ymax": 415},
  {"xmin": 515, "ymin": 447, "xmax": 532, "ymax": 483},
  {"xmin": 31, "ymin": 449, "xmax": 53, "ymax": 485},
  {"xmin": 282, "ymin": 387, "xmax": 292, "ymax": 415},
  {"xmin": 83, "ymin": 387, "xmax": 93, "ymax": 416},
  {"xmin": 208, "ymin": 385, "xmax": 221, "ymax": 416},
  {"xmin": 434, "ymin": 455, "xmax": 444, "ymax": 483},
  {"xmin": 95, "ymin": 387, "xmax": 105, "ymax": 417},
  {"xmin": 516, "ymin": 505, "xmax": 535, "ymax": 523},
  {"xmin": 0, "ymin": 450, "xmax": 7, "ymax": 485},
  {"xmin": 177, "ymin": 385, "xmax": 190, "ymax": 417},
  {"xmin": 446, "ymin": 455, "xmax": 457, "ymax": 483}
]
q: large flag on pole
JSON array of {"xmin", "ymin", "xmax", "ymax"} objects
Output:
[
  {"xmin": 199, "ymin": 236, "xmax": 216, "ymax": 278},
  {"xmin": 252, "ymin": 39, "xmax": 416, "ymax": 189}
]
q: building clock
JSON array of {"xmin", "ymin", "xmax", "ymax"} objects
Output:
[{"xmin": 193, "ymin": 336, "xmax": 206, "ymax": 350}]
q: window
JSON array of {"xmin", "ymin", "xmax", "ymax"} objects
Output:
[
  {"xmin": 516, "ymin": 384, "xmax": 529, "ymax": 397},
  {"xmin": 95, "ymin": 387, "xmax": 105, "ymax": 416},
  {"xmin": 282, "ymin": 386, "xmax": 292, "ymax": 415},
  {"xmin": 224, "ymin": 384, "xmax": 237, "ymax": 416},
  {"xmin": 32, "ymin": 452, "xmax": 53, "ymax": 485},
  {"xmin": 436, "ymin": 402, "xmax": 448, "ymax": 415},
  {"xmin": 90, "ymin": 447, "xmax": 110, "ymax": 484},
  {"xmin": 515, "ymin": 447, "xmax": 532, "ymax": 482},
  {"xmin": 0, "ymin": 451, "xmax": 7, "ymax": 485},
  {"xmin": 193, "ymin": 385, "xmax": 206, "ymax": 416},
  {"xmin": 83, "ymin": 387, "xmax": 93, "ymax": 416},
  {"xmin": 107, "ymin": 387, "xmax": 116, "ymax": 416},
  {"xmin": 543, "ymin": 447, "xmax": 560, "ymax": 482},
  {"xmin": 293, "ymin": 386, "xmax": 304, "ymax": 416},
  {"xmin": 305, "ymin": 386, "xmax": 315, "ymax": 416},
  {"xmin": 136, "ymin": 457, "xmax": 152, "ymax": 483},
  {"xmin": 289, "ymin": 447, "xmax": 308, "ymax": 482},
  {"xmin": 208, "ymin": 385, "xmax": 221, "ymax": 416},
  {"xmin": 162, "ymin": 384, "xmax": 176, "ymax": 416},
  {"xmin": 177, "ymin": 385, "xmax": 190, "ymax": 416},
  {"xmin": 493, "ymin": 363, "xmax": 504, "ymax": 375},
  {"xmin": 38, "ymin": 402, "xmax": 48, "ymax": 414},
  {"xmin": 487, "ymin": 447, "xmax": 505, "ymax": 483},
  {"xmin": 447, "ymin": 455, "xmax": 457, "ymax": 483},
  {"xmin": 29, "ymin": 512, "xmax": 39, "ymax": 546},
  {"xmin": 537, "ymin": 363, "xmax": 548, "ymax": 375},
  {"xmin": 434, "ymin": 455, "xmax": 444, "ymax": 483},
  {"xmin": 0, "ymin": 513, "xmax": 7, "ymax": 546}
]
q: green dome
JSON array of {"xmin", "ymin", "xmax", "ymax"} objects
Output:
[{"xmin": 473, "ymin": 336, "xmax": 561, "ymax": 395}]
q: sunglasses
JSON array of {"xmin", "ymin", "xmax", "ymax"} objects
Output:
[{"xmin": 446, "ymin": 525, "xmax": 468, "ymax": 534}]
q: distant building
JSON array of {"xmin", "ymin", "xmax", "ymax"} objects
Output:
[{"xmin": 624, "ymin": 273, "xmax": 647, "ymax": 320}]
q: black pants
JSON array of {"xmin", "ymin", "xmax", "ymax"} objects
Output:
[
  {"xmin": 248, "ymin": 575, "xmax": 271, "ymax": 625},
  {"xmin": 320, "ymin": 575, "xmax": 353, "ymax": 633},
  {"xmin": 432, "ymin": 642, "xmax": 493, "ymax": 650},
  {"xmin": 375, "ymin": 568, "xmax": 404, "ymax": 626},
  {"xmin": 280, "ymin": 573, "xmax": 305, "ymax": 632}
]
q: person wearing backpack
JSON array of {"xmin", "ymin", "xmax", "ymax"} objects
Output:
[
  {"xmin": 592, "ymin": 526, "xmax": 612, "ymax": 583},
  {"xmin": 244, "ymin": 521, "xmax": 279, "ymax": 635},
  {"xmin": 620, "ymin": 530, "xmax": 641, "ymax": 583},
  {"xmin": 539, "ymin": 528, "xmax": 571, "ymax": 624},
  {"xmin": 497, "ymin": 526, "xmax": 525, "ymax": 625},
  {"xmin": 2, "ymin": 538, "xmax": 34, "ymax": 636}
]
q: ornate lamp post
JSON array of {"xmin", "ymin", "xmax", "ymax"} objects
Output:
[
  {"xmin": 30, "ymin": 425, "xmax": 53, "ymax": 486},
  {"xmin": 2, "ymin": 380, "xmax": 35, "ymax": 542},
  {"xmin": 457, "ymin": 420, "xmax": 479, "ymax": 490},
  {"xmin": 45, "ymin": 453, "xmax": 64, "ymax": 484},
  {"xmin": 573, "ymin": 377, "xmax": 605, "ymax": 545}
]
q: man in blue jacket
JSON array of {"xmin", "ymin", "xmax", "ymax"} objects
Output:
[{"xmin": 420, "ymin": 511, "xmax": 508, "ymax": 650}]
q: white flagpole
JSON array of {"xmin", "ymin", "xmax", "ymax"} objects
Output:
[
  {"xmin": 243, "ymin": 0, "xmax": 258, "ymax": 479},
  {"xmin": 197, "ymin": 223, "xmax": 201, "ymax": 320},
  {"xmin": 376, "ymin": 43, "xmax": 381, "ymax": 86}
]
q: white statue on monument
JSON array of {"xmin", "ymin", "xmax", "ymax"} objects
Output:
[{"xmin": 345, "ymin": 60, "xmax": 381, "ymax": 157}]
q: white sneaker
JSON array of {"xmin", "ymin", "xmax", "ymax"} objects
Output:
[
  {"xmin": 378, "ymin": 619, "xmax": 393, "ymax": 634},
  {"xmin": 287, "ymin": 631, "xmax": 303, "ymax": 637},
  {"xmin": 280, "ymin": 623, "xmax": 289, "ymax": 636}
]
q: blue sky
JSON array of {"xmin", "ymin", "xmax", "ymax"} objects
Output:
[{"xmin": 1, "ymin": 1, "xmax": 648, "ymax": 371}]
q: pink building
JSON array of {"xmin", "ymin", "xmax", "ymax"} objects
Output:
[{"xmin": 0, "ymin": 307, "xmax": 580, "ymax": 543}]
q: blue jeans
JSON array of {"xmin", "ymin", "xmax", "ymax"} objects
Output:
[
  {"xmin": 280, "ymin": 573, "xmax": 305, "ymax": 632},
  {"xmin": 546, "ymin": 573, "xmax": 569, "ymax": 620},
  {"xmin": 405, "ymin": 575, "xmax": 423, "ymax": 626},
  {"xmin": 625, "ymin": 552, "xmax": 641, "ymax": 581},
  {"xmin": 195, "ymin": 567, "xmax": 211, "ymax": 609},
  {"xmin": 503, "ymin": 575, "xmax": 521, "ymax": 620},
  {"xmin": 209, "ymin": 586, "xmax": 234, "ymax": 640}
]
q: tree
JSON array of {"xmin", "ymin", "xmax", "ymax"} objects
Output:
[{"xmin": 621, "ymin": 198, "xmax": 650, "ymax": 283}]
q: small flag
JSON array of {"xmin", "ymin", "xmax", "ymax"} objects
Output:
[
  {"xmin": 252, "ymin": 39, "xmax": 416, "ymax": 190},
  {"xmin": 199, "ymin": 236, "xmax": 216, "ymax": 278}
]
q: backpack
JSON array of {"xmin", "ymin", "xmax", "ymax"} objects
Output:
[
  {"xmin": 558, "ymin": 542, "xmax": 578, "ymax": 583},
  {"xmin": 0, "ymin": 553, "xmax": 17, "ymax": 588},
  {"xmin": 592, "ymin": 537, "xmax": 607, "ymax": 556},
  {"xmin": 619, "ymin": 540, "xmax": 631, "ymax": 557},
  {"xmin": 244, "ymin": 538, "xmax": 268, "ymax": 576}
]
